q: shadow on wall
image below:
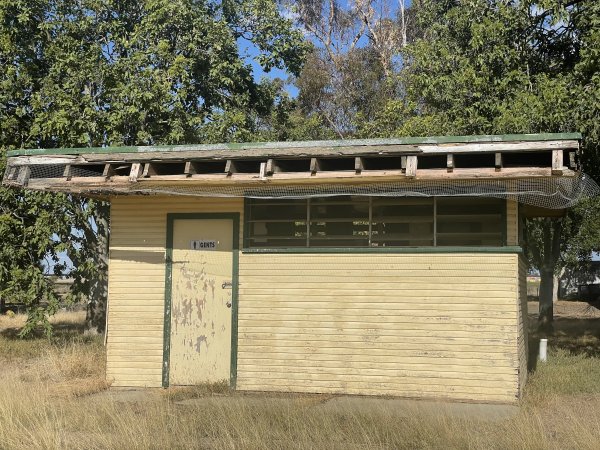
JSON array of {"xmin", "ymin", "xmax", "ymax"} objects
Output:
[{"xmin": 109, "ymin": 249, "xmax": 165, "ymax": 264}]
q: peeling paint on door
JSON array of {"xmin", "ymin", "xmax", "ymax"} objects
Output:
[
  {"xmin": 169, "ymin": 219, "xmax": 233, "ymax": 385},
  {"xmin": 195, "ymin": 335, "xmax": 209, "ymax": 353}
]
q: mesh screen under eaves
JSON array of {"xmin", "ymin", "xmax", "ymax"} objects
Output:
[{"xmin": 113, "ymin": 173, "xmax": 600, "ymax": 210}]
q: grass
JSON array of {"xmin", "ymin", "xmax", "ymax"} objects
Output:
[
  {"xmin": 0, "ymin": 311, "xmax": 599, "ymax": 449},
  {"xmin": 0, "ymin": 310, "xmax": 94, "ymax": 362}
]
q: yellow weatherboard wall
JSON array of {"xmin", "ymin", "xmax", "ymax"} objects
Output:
[
  {"xmin": 106, "ymin": 196, "xmax": 526, "ymax": 403},
  {"xmin": 106, "ymin": 197, "xmax": 244, "ymax": 387},
  {"xmin": 237, "ymin": 253, "xmax": 522, "ymax": 402}
]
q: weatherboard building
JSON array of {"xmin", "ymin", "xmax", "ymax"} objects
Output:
[{"xmin": 3, "ymin": 133, "xmax": 597, "ymax": 403}]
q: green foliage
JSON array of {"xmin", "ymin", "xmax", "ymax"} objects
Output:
[
  {"xmin": 557, "ymin": 197, "xmax": 600, "ymax": 269},
  {"xmin": 366, "ymin": 1, "xmax": 600, "ymax": 159},
  {"xmin": 288, "ymin": 0, "xmax": 407, "ymax": 138},
  {"xmin": 295, "ymin": 47, "xmax": 398, "ymax": 137},
  {"xmin": 251, "ymin": 77, "xmax": 338, "ymax": 142},
  {"xmin": 0, "ymin": 0, "xmax": 308, "ymax": 334},
  {"xmin": 0, "ymin": 183, "xmax": 73, "ymax": 335}
]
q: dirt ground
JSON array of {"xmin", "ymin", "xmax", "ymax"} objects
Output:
[
  {"xmin": 528, "ymin": 300, "xmax": 600, "ymax": 319},
  {"xmin": 528, "ymin": 300, "xmax": 600, "ymax": 364}
]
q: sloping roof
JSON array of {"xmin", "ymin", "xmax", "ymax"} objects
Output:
[{"xmin": 2, "ymin": 133, "xmax": 589, "ymax": 209}]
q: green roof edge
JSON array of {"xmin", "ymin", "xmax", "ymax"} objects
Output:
[{"xmin": 7, "ymin": 132, "xmax": 582, "ymax": 157}]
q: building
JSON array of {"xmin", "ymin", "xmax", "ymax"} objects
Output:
[
  {"xmin": 560, "ymin": 262, "xmax": 600, "ymax": 301},
  {"xmin": 4, "ymin": 132, "xmax": 596, "ymax": 403}
]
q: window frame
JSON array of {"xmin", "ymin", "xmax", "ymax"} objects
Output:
[{"xmin": 243, "ymin": 197, "xmax": 507, "ymax": 251}]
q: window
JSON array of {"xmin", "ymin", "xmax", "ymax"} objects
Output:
[
  {"xmin": 246, "ymin": 199, "xmax": 307, "ymax": 247},
  {"xmin": 245, "ymin": 197, "xmax": 505, "ymax": 248},
  {"xmin": 371, "ymin": 198, "xmax": 434, "ymax": 247},
  {"xmin": 310, "ymin": 197, "xmax": 370, "ymax": 247},
  {"xmin": 436, "ymin": 198, "xmax": 505, "ymax": 246}
]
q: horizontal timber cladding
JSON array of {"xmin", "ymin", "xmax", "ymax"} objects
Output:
[
  {"xmin": 517, "ymin": 256, "xmax": 529, "ymax": 396},
  {"xmin": 106, "ymin": 195, "xmax": 522, "ymax": 403},
  {"xmin": 237, "ymin": 253, "xmax": 521, "ymax": 403},
  {"xmin": 105, "ymin": 196, "xmax": 244, "ymax": 387}
]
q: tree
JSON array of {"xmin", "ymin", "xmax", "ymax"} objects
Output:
[
  {"xmin": 525, "ymin": 198, "xmax": 600, "ymax": 327},
  {"xmin": 0, "ymin": 0, "xmax": 308, "ymax": 335},
  {"xmin": 287, "ymin": 0, "xmax": 410, "ymax": 137}
]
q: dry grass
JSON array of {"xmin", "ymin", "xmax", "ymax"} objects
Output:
[
  {"xmin": 0, "ymin": 310, "xmax": 599, "ymax": 449},
  {"xmin": 0, "ymin": 309, "xmax": 87, "ymax": 331}
]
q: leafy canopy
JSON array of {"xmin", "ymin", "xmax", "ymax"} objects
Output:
[{"xmin": 0, "ymin": 0, "xmax": 309, "ymax": 334}]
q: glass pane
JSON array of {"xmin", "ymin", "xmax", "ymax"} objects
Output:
[
  {"xmin": 309, "ymin": 197, "xmax": 370, "ymax": 247},
  {"xmin": 436, "ymin": 197, "xmax": 504, "ymax": 246},
  {"xmin": 247, "ymin": 199, "xmax": 307, "ymax": 247},
  {"xmin": 246, "ymin": 196, "xmax": 505, "ymax": 249},
  {"xmin": 371, "ymin": 198, "xmax": 434, "ymax": 247}
]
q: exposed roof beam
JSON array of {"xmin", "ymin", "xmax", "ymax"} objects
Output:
[{"xmin": 5, "ymin": 167, "xmax": 577, "ymax": 195}]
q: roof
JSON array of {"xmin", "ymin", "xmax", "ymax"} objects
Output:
[
  {"xmin": 6, "ymin": 132, "xmax": 582, "ymax": 157},
  {"xmin": 2, "ymin": 133, "xmax": 588, "ymax": 209}
]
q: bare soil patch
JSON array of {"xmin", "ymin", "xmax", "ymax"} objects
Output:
[
  {"xmin": 528, "ymin": 300, "xmax": 600, "ymax": 319},
  {"xmin": 528, "ymin": 301, "xmax": 600, "ymax": 360}
]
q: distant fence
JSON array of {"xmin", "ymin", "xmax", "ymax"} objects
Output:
[{"xmin": 578, "ymin": 284, "xmax": 600, "ymax": 302}]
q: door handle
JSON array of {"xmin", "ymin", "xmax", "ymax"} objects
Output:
[{"xmin": 222, "ymin": 281, "xmax": 233, "ymax": 289}]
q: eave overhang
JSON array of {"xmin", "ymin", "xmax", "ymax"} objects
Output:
[
  {"xmin": 3, "ymin": 133, "xmax": 598, "ymax": 208},
  {"xmin": 2, "ymin": 133, "xmax": 588, "ymax": 208}
]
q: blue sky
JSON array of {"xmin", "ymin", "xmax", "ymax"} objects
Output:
[
  {"xmin": 238, "ymin": 1, "xmax": 411, "ymax": 97},
  {"xmin": 238, "ymin": 37, "xmax": 300, "ymax": 97}
]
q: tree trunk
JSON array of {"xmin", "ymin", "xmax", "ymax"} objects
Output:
[
  {"xmin": 553, "ymin": 273, "xmax": 560, "ymax": 303},
  {"xmin": 86, "ymin": 203, "xmax": 110, "ymax": 335},
  {"xmin": 539, "ymin": 268, "xmax": 554, "ymax": 328},
  {"xmin": 537, "ymin": 218, "xmax": 563, "ymax": 332}
]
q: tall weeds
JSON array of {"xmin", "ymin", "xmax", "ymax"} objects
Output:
[{"xmin": 1, "ymin": 313, "xmax": 599, "ymax": 449}]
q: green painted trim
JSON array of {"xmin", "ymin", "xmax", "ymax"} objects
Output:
[
  {"xmin": 162, "ymin": 212, "xmax": 241, "ymax": 390},
  {"xmin": 242, "ymin": 246, "xmax": 523, "ymax": 254},
  {"xmin": 162, "ymin": 218, "xmax": 174, "ymax": 388},
  {"xmin": 7, "ymin": 132, "xmax": 582, "ymax": 157},
  {"xmin": 230, "ymin": 215, "xmax": 240, "ymax": 390},
  {"xmin": 502, "ymin": 198, "xmax": 508, "ymax": 246}
]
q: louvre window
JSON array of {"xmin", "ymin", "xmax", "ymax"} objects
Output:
[
  {"xmin": 371, "ymin": 198, "xmax": 434, "ymax": 247},
  {"xmin": 246, "ymin": 199, "xmax": 307, "ymax": 247},
  {"xmin": 436, "ymin": 198, "xmax": 504, "ymax": 246},
  {"xmin": 245, "ymin": 197, "xmax": 505, "ymax": 248},
  {"xmin": 310, "ymin": 197, "xmax": 370, "ymax": 247}
]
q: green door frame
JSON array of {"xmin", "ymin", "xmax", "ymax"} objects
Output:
[{"xmin": 162, "ymin": 212, "xmax": 240, "ymax": 389}]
